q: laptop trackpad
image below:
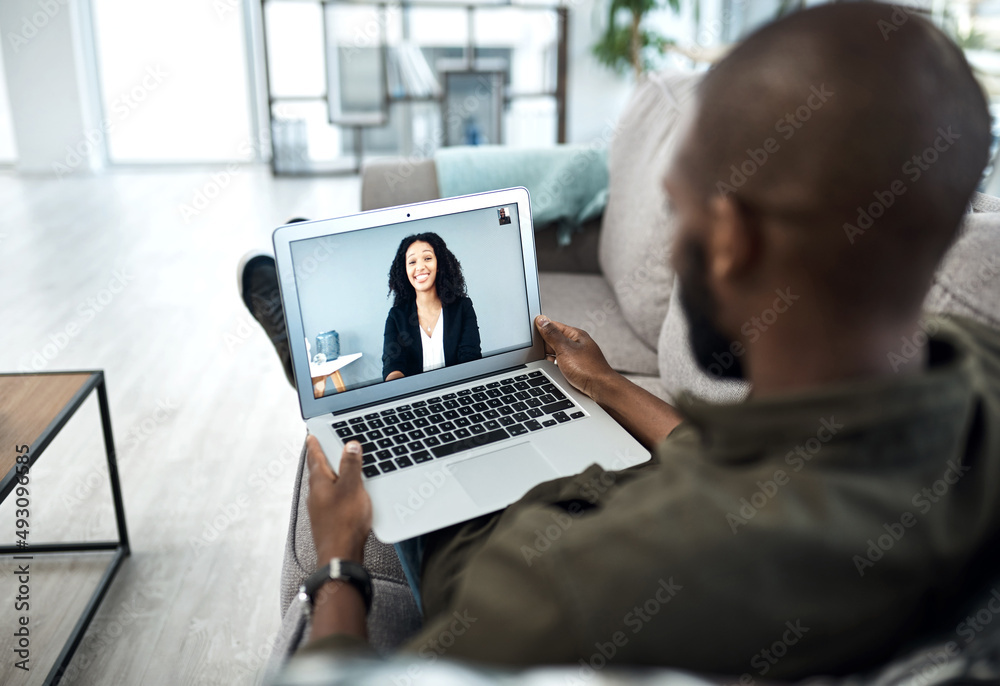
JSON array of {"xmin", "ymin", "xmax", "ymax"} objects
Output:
[{"xmin": 449, "ymin": 442, "xmax": 559, "ymax": 510}]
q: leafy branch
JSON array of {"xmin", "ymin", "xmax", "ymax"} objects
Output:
[{"xmin": 592, "ymin": 0, "xmax": 680, "ymax": 79}]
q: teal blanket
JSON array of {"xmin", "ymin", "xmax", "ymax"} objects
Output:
[{"xmin": 434, "ymin": 145, "xmax": 608, "ymax": 245}]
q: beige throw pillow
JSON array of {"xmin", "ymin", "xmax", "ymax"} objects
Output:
[{"xmin": 599, "ymin": 69, "xmax": 703, "ymax": 350}]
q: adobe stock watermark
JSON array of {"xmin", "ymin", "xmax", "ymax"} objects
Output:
[
  {"xmin": 389, "ymin": 609, "xmax": 478, "ymax": 684},
  {"xmin": 688, "ymin": 0, "xmax": 748, "ymax": 60},
  {"xmin": 213, "ymin": 0, "xmax": 242, "ymax": 20},
  {"xmin": 903, "ymin": 643, "xmax": 962, "ymax": 686},
  {"xmin": 223, "ymin": 238, "xmax": 338, "ymax": 356},
  {"xmin": 956, "ymin": 587, "xmax": 1000, "ymax": 645},
  {"xmin": 584, "ymin": 245, "xmax": 669, "ymax": 332},
  {"xmin": 235, "ymin": 629, "xmax": 281, "ymax": 677},
  {"xmin": 393, "ymin": 464, "xmax": 453, "ymax": 523},
  {"xmin": 223, "ymin": 312, "xmax": 259, "ymax": 354},
  {"xmin": 191, "ymin": 438, "xmax": 300, "ymax": 551},
  {"xmin": 382, "ymin": 70, "xmax": 510, "ymax": 192},
  {"xmin": 6, "ymin": 0, "xmax": 68, "ymax": 54},
  {"xmin": 727, "ymin": 417, "xmax": 843, "ymax": 533},
  {"xmin": 121, "ymin": 397, "xmax": 178, "ymax": 452},
  {"xmin": 724, "ymin": 620, "xmax": 810, "ymax": 685},
  {"xmin": 852, "ymin": 457, "xmax": 970, "ymax": 576},
  {"xmin": 570, "ymin": 578, "xmax": 683, "ymax": 683},
  {"xmin": 704, "ymin": 287, "xmax": 800, "ymax": 378},
  {"xmin": 534, "ymin": 85, "xmax": 680, "ymax": 231},
  {"xmin": 55, "ymin": 589, "xmax": 154, "ymax": 683},
  {"xmin": 889, "ymin": 253, "xmax": 998, "ymax": 371},
  {"xmin": 53, "ymin": 65, "xmax": 169, "ymax": 177},
  {"xmin": 844, "ymin": 126, "xmax": 961, "ymax": 244},
  {"xmin": 893, "ymin": 588, "xmax": 1000, "ymax": 686},
  {"xmin": 61, "ymin": 398, "xmax": 176, "ymax": 511},
  {"xmin": 18, "ymin": 268, "xmax": 136, "ymax": 371},
  {"xmin": 878, "ymin": 3, "xmax": 921, "ymax": 41},
  {"xmin": 716, "ymin": 85, "xmax": 834, "ymax": 196},
  {"xmin": 188, "ymin": 495, "xmax": 251, "ymax": 551},
  {"xmin": 887, "ymin": 317, "xmax": 940, "ymax": 373},
  {"xmin": 177, "ymin": 131, "xmax": 280, "ymax": 223},
  {"xmin": 521, "ymin": 450, "xmax": 648, "ymax": 566},
  {"xmin": 247, "ymin": 438, "xmax": 303, "ymax": 495},
  {"xmin": 341, "ymin": 3, "xmax": 403, "ymax": 64}
]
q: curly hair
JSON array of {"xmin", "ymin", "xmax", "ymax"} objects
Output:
[{"xmin": 387, "ymin": 232, "xmax": 468, "ymax": 308}]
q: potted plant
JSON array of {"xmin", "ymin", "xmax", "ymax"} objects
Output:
[{"xmin": 592, "ymin": 0, "xmax": 680, "ymax": 79}]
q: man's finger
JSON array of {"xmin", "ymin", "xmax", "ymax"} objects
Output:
[
  {"xmin": 535, "ymin": 315, "xmax": 575, "ymax": 354},
  {"xmin": 338, "ymin": 441, "xmax": 365, "ymax": 485},
  {"xmin": 306, "ymin": 435, "xmax": 337, "ymax": 481}
]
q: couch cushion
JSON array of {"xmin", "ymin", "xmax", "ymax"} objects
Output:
[
  {"xmin": 599, "ymin": 69, "xmax": 702, "ymax": 350},
  {"xmin": 540, "ymin": 272, "xmax": 659, "ymax": 376},
  {"xmin": 361, "ymin": 158, "xmax": 440, "ymax": 211},
  {"xmin": 924, "ymin": 211, "xmax": 1000, "ymax": 329}
]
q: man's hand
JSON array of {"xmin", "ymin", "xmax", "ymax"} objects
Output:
[
  {"xmin": 306, "ymin": 435, "xmax": 372, "ymax": 565},
  {"xmin": 535, "ymin": 315, "xmax": 618, "ymax": 403},
  {"xmin": 534, "ymin": 315, "xmax": 685, "ymax": 448}
]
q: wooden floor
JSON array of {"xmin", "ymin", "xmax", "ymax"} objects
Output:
[{"xmin": 0, "ymin": 166, "xmax": 361, "ymax": 685}]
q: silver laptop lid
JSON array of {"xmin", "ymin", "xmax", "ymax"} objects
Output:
[{"xmin": 273, "ymin": 187, "xmax": 545, "ymax": 419}]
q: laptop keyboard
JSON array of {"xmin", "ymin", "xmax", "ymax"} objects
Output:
[{"xmin": 331, "ymin": 370, "xmax": 586, "ymax": 480}]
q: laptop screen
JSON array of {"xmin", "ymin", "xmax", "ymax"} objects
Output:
[{"xmin": 288, "ymin": 203, "xmax": 533, "ymax": 400}]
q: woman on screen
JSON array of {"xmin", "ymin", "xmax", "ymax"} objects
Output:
[{"xmin": 382, "ymin": 232, "xmax": 482, "ymax": 381}]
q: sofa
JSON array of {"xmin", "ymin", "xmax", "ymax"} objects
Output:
[{"xmin": 265, "ymin": 70, "xmax": 1000, "ymax": 684}]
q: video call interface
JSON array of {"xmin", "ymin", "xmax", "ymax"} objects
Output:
[{"xmin": 290, "ymin": 204, "xmax": 533, "ymax": 399}]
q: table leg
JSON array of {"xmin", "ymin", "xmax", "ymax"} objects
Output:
[
  {"xmin": 312, "ymin": 376, "xmax": 326, "ymax": 398},
  {"xmin": 331, "ymin": 371, "xmax": 346, "ymax": 393},
  {"xmin": 97, "ymin": 374, "xmax": 130, "ymax": 553}
]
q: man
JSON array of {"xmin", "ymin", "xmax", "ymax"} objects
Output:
[{"xmin": 275, "ymin": 3, "xmax": 1000, "ymax": 679}]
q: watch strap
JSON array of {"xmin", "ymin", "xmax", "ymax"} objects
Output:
[{"xmin": 299, "ymin": 559, "xmax": 373, "ymax": 614}]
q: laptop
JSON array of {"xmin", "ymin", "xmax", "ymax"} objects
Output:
[{"xmin": 273, "ymin": 187, "xmax": 650, "ymax": 543}]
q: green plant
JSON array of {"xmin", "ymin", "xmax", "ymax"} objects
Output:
[{"xmin": 592, "ymin": 0, "xmax": 679, "ymax": 79}]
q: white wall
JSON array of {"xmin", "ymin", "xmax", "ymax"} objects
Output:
[
  {"xmin": 0, "ymin": 0, "xmax": 99, "ymax": 174},
  {"xmin": 90, "ymin": 0, "xmax": 255, "ymax": 162},
  {"xmin": 0, "ymin": 46, "xmax": 18, "ymax": 162},
  {"xmin": 566, "ymin": 0, "xmax": 634, "ymax": 144}
]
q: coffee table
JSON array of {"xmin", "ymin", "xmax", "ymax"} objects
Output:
[{"xmin": 0, "ymin": 371, "xmax": 130, "ymax": 685}]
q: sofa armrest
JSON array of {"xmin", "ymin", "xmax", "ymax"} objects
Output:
[{"xmin": 361, "ymin": 158, "xmax": 441, "ymax": 211}]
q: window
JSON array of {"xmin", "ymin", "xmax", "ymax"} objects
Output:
[{"xmin": 90, "ymin": 0, "xmax": 255, "ymax": 162}]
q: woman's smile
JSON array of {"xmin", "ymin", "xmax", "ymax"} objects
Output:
[{"xmin": 406, "ymin": 240, "xmax": 438, "ymax": 292}]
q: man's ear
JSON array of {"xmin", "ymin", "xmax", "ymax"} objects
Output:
[{"xmin": 705, "ymin": 193, "xmax": 760, "ymax": 287}]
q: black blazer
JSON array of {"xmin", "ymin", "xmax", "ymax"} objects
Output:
[{"xmin": 382, "ymin": 296, "xmax": 482, "ymax": 380}]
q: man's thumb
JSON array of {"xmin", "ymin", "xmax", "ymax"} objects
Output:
[{"xmin": 535, "ymin": 315, "xmax": 571, "ymax": 350}]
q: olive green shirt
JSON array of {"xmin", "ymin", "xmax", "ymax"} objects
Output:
[{"xmin": 396, "ymin": 315, "xmax": 1000, "ymax": 679}]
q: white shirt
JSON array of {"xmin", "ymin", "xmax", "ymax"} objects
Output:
[{"xmin": 420, "ymin": 308, "xmax": 445, "ymax": 372}]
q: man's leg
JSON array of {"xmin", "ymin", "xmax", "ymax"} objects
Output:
[{"xmin": 394, "ymin": 537, "xmax": 426, "ymax": 613}]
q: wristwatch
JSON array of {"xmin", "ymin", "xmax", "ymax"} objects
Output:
[{"xmin": 298, "ymin": 559, "xmax": 373, "ymax": 616}]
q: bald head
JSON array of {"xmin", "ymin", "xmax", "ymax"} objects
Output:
[{"xmin": 675, "ymin": 3, "xmax": 991, "ymax": 319}]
